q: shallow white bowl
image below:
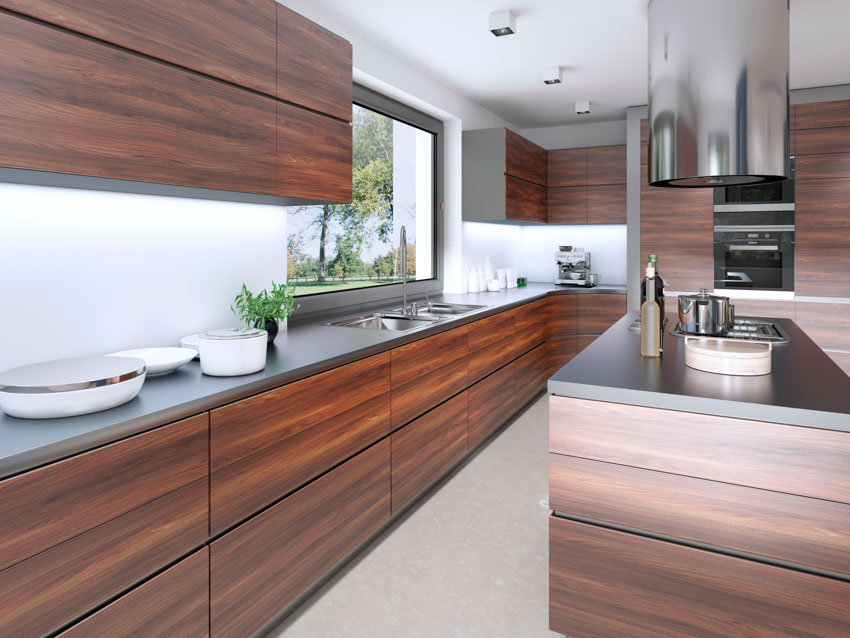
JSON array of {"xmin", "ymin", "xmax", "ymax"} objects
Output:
[
  {"xmin": 180, "ymin": 334, "xmax": 200, "ymax": 358},
  {"xmin": 0, "ymin": 374, "xmax": 145, "ymax": 419},
  {"xmin": 108, "ymin": 347, "xmax": 196, "ymax": 377}
]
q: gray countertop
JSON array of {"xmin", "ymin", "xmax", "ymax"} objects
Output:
[
  {"xmin": 548, "ymin": 312, "xmax": 850, "ymax": 431},
  {"xmin": 0, "ymin": 282, "xmax": 625, "ymax": 479}
]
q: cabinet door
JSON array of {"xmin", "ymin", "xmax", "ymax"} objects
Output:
[
  {"xmin": 577, "ymin": 295, "xmax": 626, "ymax": 334},
  {"xmin": 550, "ymin": 516, "xmax": 850, "ymax": 638},
  {"xmin": 511, "ymin": 299, "xmax": 550, "ymax": 355},
  {"xmin": 468, "ymin": 363, "xmax": 516, "ymax": 448},
  {"xmin": 516, "ymin": 342, "xmax": 549, "ymax": 408},
  {"xmin": 586, "ymin": 145, "xmax": 626, "ymax": 185},
  {"xmin": 796, "ymin": 126, "xmax": 850, "ymax": 155},
  {"xmin": 506, "ymin": 175, "xmax": 546, "ymax": 223},
  {"xmin": 0, "ymin": 0, "xmax": 276, "ymax": 96},
  {"xmin": 505, "ymin": 129, "xmax": 547, "ymax": 186},
  {"xmin": 548, "ymin": 148, "xmax": 587, "ymax": 187},
  {"xmin": 391, "ymin": 392, "xmax": 468, "ymax": 512},
  {"xmin": 548, "ymin": 295, "xmax": 578, "ymax": 338},
  {"xmin": 795, "ymin": 152, "xmax": 850, "ymax": 180},
  {"xmin": 795, "ymin": 99, "xmax": 850, "ymax": 129},
  {"xmin": 468, "ymin": 311, "xmax": 517, "ymax": 384},
  {"xmin": 547, "ymin": 336, "xmax": 578, "ymax": 377},
  {"xmin": 587, "ymin": 185, "xmax": 626, "ymax": 224},
  {"xmin": 277, "ymin": 3, "xmax": 352, "ymax": 121},
  {"xmin": 0, "ymin": 12, "xmax": 277, "ymax": 194},
  {"xmin": 547, "ymin": 186, "xmax": 587, "ymax": 224},
  {"xmin": 59, "ymin": 548, "xmax": 209, "ymax": 638},
  {"xmin": 210, "ymin": 440, "xmax": 391, "ymax": 638},
  {"xmin": 795, "ymin": 179, "xmax": 850, "ymax": 297}
]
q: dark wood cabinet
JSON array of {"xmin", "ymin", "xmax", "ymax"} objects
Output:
[
  {"xmin": 505, "ymin": 129, "xmax": 547, "ymax": 186},
  {"xmin": 511, "ymin": 298, "xmax": 550, "ymax": 354},
  {"xmin": 468, "ymin": 363, "xmax": 516, "ymax": 448},
  {"xmin": 796, "ymin": 126, "xmax": 850, "ymax": 155},
  {"xmin": 547, "ymin": 295, "xmax": 578, "ymax": 338},
  {"xmin": 795, "ymin": 152, "xmax": 850, "ymax": 180},
  {"xmin": 795, "ymin": 99, "xmax": 850, "ymax": 130},
  {"xmin": 547, "ymin": 186, "xmax": 587, "ymax": 224},
  {"xmin": 59, "ymin": 548, "xmax": 210, "ymax": 638},
  {"xmin": 506, "ymin": 175, "xmax": 547, "ymax": 223},
  {"xmin": 795, "ymin": 178, "xmax": 850, "ymax": 297},
  {"xmin": 547, "ymin": 336, "xmax": 578, "ymax": 377},
  {"xmin": 586, "ymin": 145, "xmax": 626, "ymax": 185},
  {"xmin": 0, "ymin": 0, "xmax": 277, "ymax": 96},
  {"xmin": 575, "ymin": 334, "xmax": 598, "ymax": 354},
  {"xmin": 516, "ymin": 342, "xmax": 550, "ymax": 408},
  {"xmin": 391, "ymin": 392, "xmax": 468, "ymax": 513},
  {"xmin": 210, "ymin": 439, "xmax": 391, "ymax": 638},
  {"xmin": 548, "ymin": 148, "xmax": 587, "ymax": 187},
  {"xmin": 577, "ymin": 295, "xmax": 626, "ymax": 335},
  {"xmin": 548, "ymin": 145, "xmax": 626, "ymax": 224},
  {"xmin": 468, "ymin": 311, "xmax": 518, "ymax": 384},
  {"xmin": 587, "ymin": 184, "xmax": 626, "ymax": 224}
]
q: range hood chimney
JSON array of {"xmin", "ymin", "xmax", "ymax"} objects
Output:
[{"xmin": 647, "ymin": 0, "xmax": 790, "ymax": 187}]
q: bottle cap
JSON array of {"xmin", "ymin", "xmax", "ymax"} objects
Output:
[{"xmin": 648, "ymin": 254, "xmax": 658, "ymax": 263}]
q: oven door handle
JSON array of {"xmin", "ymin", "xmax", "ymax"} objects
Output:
[
  {"xmin": 727, "ymin": 245, "xmax": 779, "ymax": 251},
  {"xmin": 720, "ymin": 272, "xmax": 754, "ymax": 283}
]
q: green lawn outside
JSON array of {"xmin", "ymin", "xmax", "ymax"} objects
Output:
[{"xmin": 292, "ymin": 278, "xmax": 402, "ymax": 296}]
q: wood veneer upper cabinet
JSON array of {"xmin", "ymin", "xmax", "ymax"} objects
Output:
[
  {"xmin": 0, "ymin": 13, "xmax": 277, "ymax": 194},
  {"xmin": 795, "ymin": 152, "xmax": 850, "ymax": 180},
  {"xmin": 505, "ymin": 129, "xmax": 547, "ymax": 186},
  {"xmin": 587, "ymin": 184, "xmax": 626, "ymax": 224},
  {"xmin": 506, "ymin": 175, "xmax": 547, "ymax": 223},
  {"xmin": 211, "ymin": 440, "xmax": 391, "ymax": 638},
  {"xmin": 277, "ymin": 3, "xmax": 353, "ymax": 121},
  {"xmin": 0, "ymin": 0, "xmax": 277, "ymax": 96},
  {"xmin": 550, "ymin": 516, "xmax": 850, "ymax": 638},
  {"xmin": 547, "ymin": 186, "xmax": 586, "ymax": 224},
  {"xmin": 586, "ymin": 145, "xmax": 626, "ymax": 185},
  {"xmin": 0, "ymin": 413, "xmax": 208, "ymax": 572},
  {"xmin": 796, "ymin": 126, "xmax": 850, "ymax": 155},
  {"xmin": 795, "ymin": 99, "xmax": 850, "ymax": 129},
  {"xmin": 577, "ymin": 295, "xmax": 626, "ymax": 334},
  {"xmin": 548, "ymin": 148, "xmax": 587, "ymax": 187}
]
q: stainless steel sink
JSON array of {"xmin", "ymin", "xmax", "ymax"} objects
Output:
[
  {"xmin": 323, "ymin": 312, "xmax": 443, "ymax": 332},
  {"xmin": 423, "ymin": 302, "xmax": 487, "ymax": 315}
]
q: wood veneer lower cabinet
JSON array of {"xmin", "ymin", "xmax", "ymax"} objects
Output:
[
  {"xmin": 468, "ymin": 311, "xmax": 518, "ymax": 384},
  {"xmin": 547, "ymin": 336, "xmax": 578, "ymax": 377},
  {"xmin": 547, "ymin": 295, "xmax": 578, "ymax": 338},
  {"xmin": 210, "ymin": 440, "xmax": 391, "ymax": 638},
  {"xmin": 468, "ymin": 364, "xmax": 516, "ymax": 448},
  {"xmin": 550, "ymin": 516, "xmax": 850, "ymax": 638},
  {"xmin": 576, "ymin": 295, "xmax": 626, "ymax": 334},
  {"xmin": 515, "ymin": 343, "xmax": 550, "ymax": 408},
  {"xmin": 58, "ymin": 548, "xmax": 209, "ymax": 638},
  {"xmin": 511, "ymin": 299, "xmax": 550, "ymax": 354}
]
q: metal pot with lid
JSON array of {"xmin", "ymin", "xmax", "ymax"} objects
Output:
[{"xmin": 678, "ymin": 289, "xmax": 735, "ymax": 335}]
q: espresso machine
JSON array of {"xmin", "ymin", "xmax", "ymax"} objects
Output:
[{"xmin": 555, "ymin": 246, "xmax": 594, "ymax": 286}]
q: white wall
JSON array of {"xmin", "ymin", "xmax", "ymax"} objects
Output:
[
  {"xmin": 0, "ymin": 184, "xmax": 286, "ymax": 370},
  {"xmin": 521, "ymin": 119, "xmax": 627, "ymax": 150}
]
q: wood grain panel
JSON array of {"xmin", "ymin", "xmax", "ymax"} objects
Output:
[
  {"xmin": 468, "ymin": 363, "xmax": 515, "ymax": 448},
  {"xmin": 547, "ymin": 295, "xmax": 577, "ymax": 338},
  {"xmin": 516, "ymin": 343, "xmax": 549, "ymax": 408},
  {"xmin": 391, "ymin": 325, "xmax": 468, "ymax": 386},
  {"xmin": 0, "ymin": 479, "xmax": 208, "ymax": 637},
  {"xmin": 468, "ymin": 310, "xmax": 515, "ymax": 353},
  {"xmin": 727, "ymin": 299, "xmax": 795, "ymax": 320},
  {"xmin": 211, "ymin": 393, "xmax": 389, "ymax": 533},
  {"xmin": 0, "ymin": 413, "xmax": 207, "ymax": 572},
  {"xmin": 468, "ymin": 332, "xmax": 518, "ymax": 385},
  {"xmin": 575, "ymin": 334, "xmax": 597, "ymax": 354},
  {"xmin": 391, "ymin": 356, "xmax": 468, "ymax": 428},
  {"xmin": 1, "ymin": 0, "xmax": 276, "ymax": 96},
  {"xmin": 587, "ymin": 184, "xmax": 626, "ymax": 224},
  {"xmin": 59, "ymin": 548, "xmax": 209, "ymax": 638},
  {"xmin": 277, "ymin": 102, "xmax": 352, "ymax": 202},
  {"xmin": 795, "ymin": 302, "xmax": 850, "ymax": 351},
  {"xmin": 547, "ymin": 186, "xmax": 586, "ymax": 224},
  {"xmin": 577, "ymin": 295, "xmax": 626, "ymax": 334},
  {"xmin": 0, "ymin": 13, "xmax": 276, "ymax": 194},
  {"xmin": 211, "ymin": 440, "xmax": 390, "ymax": 638},
  {"xmin": 277, "ymin": 3, "xmax": 352, "ymax": 121},
  {"xmin": 827, "ymin": 351, "xmax": 850, "ymax": 377},
  {"xmin": 210, "ymin": 353, "xmax": 389, "ymax": 471},
  {"xmin": 547, "ymin": 336, "xmax": 577, "ymax": 377},
  {"xmin": 548, "ymin": 148, "xmax": 586, "ymax": 187},
  {"xmin": 640, "ymin": 118, "xmax": 648, "ymax": 143},
  {"xmin": 511, "ymin": 299, "xmax": 550, "ymax": 355},
  {"xmin": 505, "ymin": 175, "xmax": 546, "ymax": 223},
  {"xmin": 796, "ymin": 126, "xmax": 850, "ymax": 155},
  {"xmin": 640, "ymin": 152, "xmax": 714, "ymax": 226},
  {"xmin": 505, "ymin": 129, "xmax": 547, "ymax": 186},
  {"xmin": 795, "ymin": 152, "xmax": 850, "ymax": 179},
  {"xmin": 391, "ymin": 392, "xmax": 468, "ymax": 512},
  {"xmin": 795, "ymin": 99, "xmax": 850, "ymax": 129},
  {"xmin": 640, "ymin": 226, "xmax": 714, "ymax": 292},
  {"xmin": 549, "ymin": 396, "xmax": 850, "ymax": 504},
  {"xmin": 796, "ymin": 177, "xmax": 850, "ymax": 227},
  {"xmin": 586, "ymin": 145, "xmax": 626, "ymax": 185},
  {"xmin": 550, "ymin": 516, "xmax": 850, "ymax": 638},
  {"xmin": 550, "ymin": 455, "xmax": 850, "ymax": 575},
  {"xmin": 796, "ymin": 227, "xmax": 850, "ymax": 297}
]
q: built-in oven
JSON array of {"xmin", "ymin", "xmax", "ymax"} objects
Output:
[{"xmin": 714, "ymin": 157, "xmax": 795, "ymax": 206}]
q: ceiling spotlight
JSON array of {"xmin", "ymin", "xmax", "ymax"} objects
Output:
[
  {"xmin": 489, "ymin": 10, "xmax": 516, "ymax": 36},
  {"xmin": 542, "ymin": 66, "xmax": 561, "ymax": 85},
  {"xmin": 575, "ymin": 100, "xmax": 591, "ymax": 115}
]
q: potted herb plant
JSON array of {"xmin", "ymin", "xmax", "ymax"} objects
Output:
[{"xmin": 231, "ymin": 281, "xmax": 298, "ymax": 343}]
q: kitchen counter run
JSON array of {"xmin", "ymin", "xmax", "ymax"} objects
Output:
[
  {"xmin": 548, "ymin": 312, "xmax": 850, "ymax": 431},
  {"xmin": 0, "ymin": 283, "xmax": 625, "ymax": 479}
]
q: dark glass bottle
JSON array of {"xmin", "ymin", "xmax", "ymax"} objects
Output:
[{"xmin": 640, "ymin": 254, "xmax": 665, "ymax": 319}]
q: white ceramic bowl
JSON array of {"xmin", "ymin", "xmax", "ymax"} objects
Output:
[
  {"xmin": 108, "ymin": 347, "xmax": 196, "ymax": 377},
  {"xmin": 199, "ymin": 328, "xmax": 267, "ymax": 376},
  {"xmin": 180, "ymin": 334, "xmax": 200, "ymax": 358}
]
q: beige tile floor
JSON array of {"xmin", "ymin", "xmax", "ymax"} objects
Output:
[{"xmin": 270, "ymin": 394, "xmax": 564, "ymax": 638}]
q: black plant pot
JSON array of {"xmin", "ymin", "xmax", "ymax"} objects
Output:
[{"xmin": 257, "ymin": 319, "xmax": 279, "ymax": 344}]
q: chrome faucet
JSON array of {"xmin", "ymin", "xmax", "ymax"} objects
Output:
[{"xmin": 400, "ymin": 225, "xmax": 408, "ymax": 314}]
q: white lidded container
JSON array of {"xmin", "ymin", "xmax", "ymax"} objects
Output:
[
  {"xmin": 198, "ymin": 328, "xmax": 267, "ymax": 376},
  {"xmin": 0, "ymin": 356, "xmax": 147, "ymax": 419}
]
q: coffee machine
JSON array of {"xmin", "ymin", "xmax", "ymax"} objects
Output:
[{"xmin": 555, "ymin": 246, "xmax": 594, "ymax": 286}]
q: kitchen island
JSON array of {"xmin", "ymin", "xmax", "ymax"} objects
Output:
[{"xmin": 547, "ymin": 313, "xmax": 850, "ymax": 637}]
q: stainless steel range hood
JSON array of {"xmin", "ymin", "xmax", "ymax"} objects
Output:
[{"xmin": 647, "ymin": 0, "xmax": 790, "ymax": 187}]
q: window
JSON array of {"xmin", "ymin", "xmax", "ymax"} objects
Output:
[{"xmin": 287, "ymin": 86, "xmax": 441, "ymax": 302}]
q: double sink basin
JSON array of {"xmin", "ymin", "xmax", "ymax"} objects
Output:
[{"xmin": 324, "ymin": 302, "xmax": 487, "ymax": 332}]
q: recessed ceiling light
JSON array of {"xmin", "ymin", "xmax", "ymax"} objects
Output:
[
  {"xmin": 575, "ymin": 100, "xmax": 591, "ymax": 115},
  {"xmin": 489, "ymin": 10, "xmax": 516, "ymax": 36},
  {"xmin": 542, "ymin": 66, "xmax": 561, "ymax": 85}
]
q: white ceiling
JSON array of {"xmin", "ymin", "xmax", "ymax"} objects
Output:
[{"xmin": 310, "ymin": 0, "xmax": 850, "ymax": 129}]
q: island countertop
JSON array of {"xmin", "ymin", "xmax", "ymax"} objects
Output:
[{"xmin": 548, "ymin": 312, "xmax": 850, "ymax": 432}]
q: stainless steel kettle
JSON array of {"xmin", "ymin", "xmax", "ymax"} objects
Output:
[{"xmin": 678, "ymin": 289, "xmax": 735, "ymax": 335}]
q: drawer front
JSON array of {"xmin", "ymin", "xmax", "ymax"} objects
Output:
[
  {"xmin": 467, "ymin": 310, "xmax": 515, "ymax": 353},
  {"xmin": 795, "ymin": 302, "xmax": 850, "ymax": 351},
  {"xmin": 391, "ymin": 325, "xmax": 468, "ymax": 386},
  {"xmin": 211, "ymin": 393, "xmax": 389, "ymax": 534},
  {"xmin": 211, "ymin": 439, "xmax": 390, "ymax": 638},
  {"xmin": 467, "ymin": 331, "xmax": 517, "ymax": 384},
  {"xmin": 796, "ymin": 152, "xmax": 850, "ymax": 180},
  {"xmin": 468, "ymin": 363, "xmax": 516, "ymax": 448},
  {"xmin": 549, "ymin": 397, "xmax": 850, "ymax": 504},
  {"xmin": 0, "ymin": 413, "xmax": 208, "ymax": 571},
  {"xmin": 511, "ymin": 299, "xmax": 549, "ymax": 355},
  {"xmin": 0, "ymin": 479, "xmax": 208, "ymax": 637},
  {"xmin": 547, "ymin": 295, "xmax": 577, "ymax": 338},
  {"xmin": 550, "ymin": 516, "xmax": 850, "ymax": 638},
  {"xmin": 550, "ymin": 455, "xmax": 850, "ymax": 575},
  {"xmin": 391, "ymin": 356, "xmax": 468, "ymax": 428},
  {"xmin": 515, "ymin": 342, "xmax": 549, "ymax": 408},
  {"xmin": 577, "ymin": 295, "xmax": 626, "ymax": 334},
  {"xmin": 59, "ymin": 547, "xmax": 209, "ymax": 638},
  {"xmin": 210, "ymin": 352, "xmax": 390, "ymax": 472},
  {"xmin": 547, "ymin": 336, "xmax": 578, "ymax": 376},
  {"xmin": 391, "ymin": 391, "xmax": 468, "ymax": 513}
]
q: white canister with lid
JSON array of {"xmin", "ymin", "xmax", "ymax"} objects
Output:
[{"xmin": 199, "ymin": 328, "xmax": 267, "ymax": 376}]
